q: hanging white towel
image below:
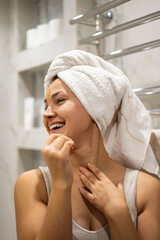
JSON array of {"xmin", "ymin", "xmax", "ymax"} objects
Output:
[
  {"xmin": 150, "ymin": 130, "xmax": 160, "ymax": 166},
  {"xmin": 44, "ymin": 50, "xmax": 160, "ymax": 178}
]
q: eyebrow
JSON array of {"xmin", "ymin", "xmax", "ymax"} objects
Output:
[
  {"xmin": 44, "ymin": 91, "xmax": 62, "ymax": 103},
  {"xmin": 51, "ymin": 91, "xmax": 62, "ymax": 99}
]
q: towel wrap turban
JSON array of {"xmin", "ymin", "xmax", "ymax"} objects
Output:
[{"xmin": 44, "ymin": 50, "xmax": 160, "ymax": 178}]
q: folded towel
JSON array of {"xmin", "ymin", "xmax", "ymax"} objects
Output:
[
  {"xmin": 44, "ymin": 50, "xmax": 160, "ymax": 178},
  {"xmin": 150, "ymin": 130, "xmax": 160, "ymax": 165}
]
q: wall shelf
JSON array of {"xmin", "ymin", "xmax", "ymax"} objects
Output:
[
  {"xmin": 16, "ymin": 127, "xmax": 48, "ymax": 150},
  {"xmin": 10, "ymin": 0, "xmax": 96, "ymax": 176},
  {"xmin": 11, "ymin": 36, "xmax": 71, "ymax": 72}
]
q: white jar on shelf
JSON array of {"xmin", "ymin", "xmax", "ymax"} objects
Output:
[
  {"xmin": 26, "ymin": 28, "xmax": 38, "ymax": 49},
  {"xmin": 23, "ymin": 97, "xmax": 35, "ymax": 129},
  {"xmin": 36, "ymin": 23, "xmax": 49, "ymax": 45},
  {"xmin": 49, "ymin": 18, "xmax": 63, "ymax": 41}
]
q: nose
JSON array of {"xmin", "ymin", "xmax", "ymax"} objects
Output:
[{"xmin": 43, "ymin": 105, "xmax": 57, "ymax": 119}]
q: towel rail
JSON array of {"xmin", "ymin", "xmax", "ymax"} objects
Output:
[
  {"xmin": 134, "ymin": 86, "xmax": 160, "ymax": 96},
  {"xmin": 69, "ymin": 2, "xmax": 160, "ymax": 119},
  {"xmin": 79, "ymin": 11, "xmax": 160, "ymax": 45},
  {"xmin": 148, "ymin": 109, "xmax": 160, "ymax": 117},
  {"xmin": 101, "ymin": 39, "xmax": 160, "ymax": 59},
  {"xmin": 70, "ymin": 0, "xmax": 130, "ymax": 24}
]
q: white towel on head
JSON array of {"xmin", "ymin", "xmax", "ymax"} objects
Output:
[{"xmin": 44, "ymin": 50, "xmax": 160, "ymax": 178}]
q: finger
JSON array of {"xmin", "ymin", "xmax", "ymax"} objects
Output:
[
  {"xmin": 44, "ymin": 134, "xmax": 73, "ymax": 148},
  {"xmin": 78, "ymin": 186, "xmax": 94, "ymax": 203},
  {"xmin": 60, "ymin": 140, "xmax": 75, "ymax": 157},
  {"xmin": 50, "ymin": 135, "xmax": 74, "ymax": 150},
  {"xmin": 80, "ymin": 172, "xmax": 95, "ymax": 192},
  {"xmin": 79, "ymin": 167, "xmax": 97, "ymax": 184},
  {"xmin": 87, "ymin": 163, "xmax": 105, "ymax": 181},
  {"xmin": 44, "ymin": 134, "xmax": 62, "ymax": 146}
]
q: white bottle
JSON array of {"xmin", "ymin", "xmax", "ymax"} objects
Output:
[{"xmin": 23, "ymin": 97, "xmax": 35, "ymax": 129}]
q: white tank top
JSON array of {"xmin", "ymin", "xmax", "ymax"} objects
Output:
[{"xmin": 39, "ymin": 166, "xmax": 138, "ymax": 240}]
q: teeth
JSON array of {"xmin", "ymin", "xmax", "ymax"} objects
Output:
[{"xmin": 50, "ymin": 123, "xmax": 65, "ymax": 130}]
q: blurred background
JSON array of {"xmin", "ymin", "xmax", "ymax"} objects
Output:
[{"xmin": 0, "ymin": 0, "xmax": 160, "ymax": 239}]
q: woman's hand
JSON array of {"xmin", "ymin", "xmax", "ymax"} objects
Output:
[
  {"xmin": 78, "ymin": 163, "xmax": 127, "ymax": 218},
  {"xmin": 41, "ymin": 134, "xmax": 75, "ymax": 188}
]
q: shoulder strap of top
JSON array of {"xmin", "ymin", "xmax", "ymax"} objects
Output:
[
  {"xmin": 39, "ymin": 166, "xmax": 52, "ymax": 198},
  {"xmin": 39, "ymin": 166, "xmax": 138, "ymax": 226},
  {"xmin": 123, "ymin": 168, "xmax": 139, "ymax": 227}
]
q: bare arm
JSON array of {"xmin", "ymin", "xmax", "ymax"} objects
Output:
[
  {"xmin": 36, "ymin": 180, "xmax": 72, "ymax": 240},
  {"xmin": 14, "ymin": 134, "xmax": 75, "ymax": 240},
  {"xmin": 78, "ymin": 163, "xmax": 160, "ymax": 240},
  {"xmin": 14, "ymin": 169, "xmax": 47, "ymax": 240},
  {"xmin": 104, "ymin": 202, "xmax": 141, "ymax": 240},
  {"xmin": 14, "ymin": 169, "xmax": 72, "ymax": 240},
  {"xmin": 136, "ymin": 172, "xmax": 160, "ymax": 240}
]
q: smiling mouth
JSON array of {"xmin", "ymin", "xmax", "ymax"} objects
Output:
[{"xmin": 49, "ymin": 123, "xmax": 65, "ymax": 132}]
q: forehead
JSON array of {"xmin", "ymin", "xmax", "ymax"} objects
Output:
[{"xmin": 45, "ymin": 78, "xmax": 70, "ymax": 98}]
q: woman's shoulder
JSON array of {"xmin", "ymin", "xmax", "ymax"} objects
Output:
[
  {"xmin": 15, "ymin": 168, "xmax": 44, "ymax": 187},
  {"xmin": 136, "ymin": 170, "xmax": 160, "ymax": 214},
  {"xmin": 137, "ymin": 170, "xmax": 160, "ymax": 193},
  {"xmin": 15, "ymin": 168, "xmax": 48, "ymax": 204}
]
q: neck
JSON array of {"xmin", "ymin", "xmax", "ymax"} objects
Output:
[{"xmin": 69, "ymin": 130, "xmax": 114, "ymax": 180}]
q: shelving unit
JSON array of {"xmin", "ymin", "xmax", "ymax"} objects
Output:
[
  {"xmin": 13, "ymin": 0, "xmax": 76, "ymax": 173},
  {"xmin": 11, "ymin": 36, "xmax": 67, "ymax": 72},
  {"xmin": 13, "ymin": 0, "xmax": 95, "ymax": 174},
  {"xmin": 16, "ymin": 127, "xmax": 48, "ymax": 150}
]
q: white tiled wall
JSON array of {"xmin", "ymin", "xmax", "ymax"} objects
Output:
[{"xmin": 0, "ymin": 1, "xmax": 159, "ymax": 239}]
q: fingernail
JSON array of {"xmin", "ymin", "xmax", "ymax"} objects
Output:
[{"xmin": 71, "ymin": 144, "xmax": 75, "ymax": 150}]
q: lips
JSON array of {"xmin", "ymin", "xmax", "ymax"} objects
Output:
[{"xmin": 49, "ymin": 121, "xmax": 65, "ymax": 132}]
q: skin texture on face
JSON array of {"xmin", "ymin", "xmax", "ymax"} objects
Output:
[{"xmin": 43, "ymin": 78, "xmax": 95, "ymax": 146}]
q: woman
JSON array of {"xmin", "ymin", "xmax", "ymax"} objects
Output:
[{"xmin": 14, "ymin": 50, "xmax": 160, "ymax": 240}]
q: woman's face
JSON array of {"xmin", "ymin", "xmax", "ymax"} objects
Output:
[{"xmin": 43, "ymin": 78, "xmax": 94, "ymax": 143}]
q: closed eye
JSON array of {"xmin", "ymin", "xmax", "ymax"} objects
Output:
[{"xmin": 56, "ymin": 98, "xmax": 65, "ymax": 104}]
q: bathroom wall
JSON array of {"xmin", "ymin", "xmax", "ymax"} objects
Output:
[
  {"xmin": 0, "ymin": 1, "xmax": 159, "ymax": 240},
  {"xmin": 0, "ymin": 0, "xmax": 18, "ymax": 239}
]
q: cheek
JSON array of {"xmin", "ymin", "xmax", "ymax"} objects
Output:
[
  {"xmin": 77, "ymin": 104, "xmax": 92, "ymax": 124},
  {"xmin": 69, "ymin": 105, "xmax": 93, "ymax": 130}
]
